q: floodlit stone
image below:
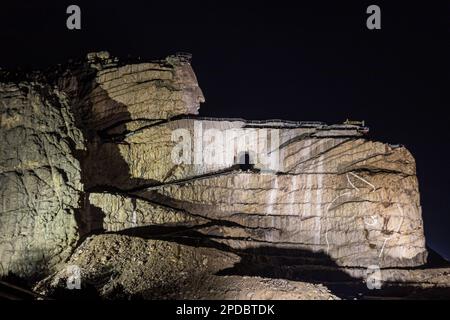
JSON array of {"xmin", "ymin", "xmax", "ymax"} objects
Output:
[{"xmin": 0, "ymin": 52, "xmax": 428, "ymax": 282}]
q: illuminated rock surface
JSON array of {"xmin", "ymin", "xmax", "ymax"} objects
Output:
[
  {"xmin": 0, "ymin": 80, "xmax": 83, "ymax": 277},
  {"xmin": 1, "ymin": 52, "xmax": 448, "ymax": 299}
]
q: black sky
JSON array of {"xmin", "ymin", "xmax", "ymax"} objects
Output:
[{"xmin": 0, "ymin": 0, "xmax": 449, "ymax": 259}]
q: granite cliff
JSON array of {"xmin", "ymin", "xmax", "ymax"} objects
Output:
[{"xmin": 0, "ymin": 52, "xmax": 448, "ymax": 299}]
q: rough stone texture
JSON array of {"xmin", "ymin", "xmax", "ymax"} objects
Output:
[
  {"xmin": 34, "ymin": 234, "xmax": 338, "ymax": 300},
  {"xmin": 0, "ymin": 52, "xmax": 207, "ymax": 279},
  {"xmin": 141, "ymin": 144, "xmax": 425, "ymax": 268},
  {"xmin": 82, "ymin": 118, "xmax": 367, "ymax": 189},
  {"xmin": 33, "ymin": 234, "xmax": 449, "ymax": 300},
  {"xmin": 88, "ymin": 192, "xmax": 207, "ymax": 232},
  {"xmin": 59, "ymin": 51, "xmax": 205, "ymax": 132},
  {"xmin": 0, "ymin": 51, "xmax": 433, "ymax": 295},
  {"xmin": 0, "ymin": 81, "xmax": 84, "ymax": 277},
  {"xmin": 85, "ymin": 122, "xmax": 425, "ymax": 267}
]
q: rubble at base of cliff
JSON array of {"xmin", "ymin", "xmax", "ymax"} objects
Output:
[{"xmin": 33, "ymin": 234, "xmax": 339, "ymax": 300}]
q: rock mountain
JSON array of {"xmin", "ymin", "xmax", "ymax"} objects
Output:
[{"xmin": 0, "ymin": 52, "xmax": 448, "ymax": 299}]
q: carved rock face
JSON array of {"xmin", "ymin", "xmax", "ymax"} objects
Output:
[
  {"xmin": 0, "ymin": 52, "xmax": 427, "ymax": 279},
  {"xmin": 60, "ymin": 55, "xmax": 205, "ymax": 132}
]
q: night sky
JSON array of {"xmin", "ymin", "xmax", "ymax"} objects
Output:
[{"xmin": 0, "ymin": 1, "xmax": 449, "ymax": 259}]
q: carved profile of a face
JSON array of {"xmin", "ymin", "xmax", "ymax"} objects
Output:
[{"xmin": 173, "ymin": 63, "xmax": 205, "ymax": 114}]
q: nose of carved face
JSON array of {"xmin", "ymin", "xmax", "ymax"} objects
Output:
[
  {"xmin": 197, "ymin": 87, "xmax": 205, "ymax": 104},
  {"xmin": 182, "ymin": 85, "xmax": 205, "ymax": 113}
]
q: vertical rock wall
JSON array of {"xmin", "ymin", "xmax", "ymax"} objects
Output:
[
  {"xmin": 0, "ymin": 52, "xmax": 427, "ymax": 279},
  {"xmin": 0, "ymin": 80, "xmax": 84, "ymax": 277}
]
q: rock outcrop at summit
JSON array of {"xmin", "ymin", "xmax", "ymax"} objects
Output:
[
  {"xmin": 60, "ymin": 51, "xmax": 204, "ymax": 132},
  {"xmin": 0, "ymin": 51, "xmax": 427, "ymax": 283}
]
